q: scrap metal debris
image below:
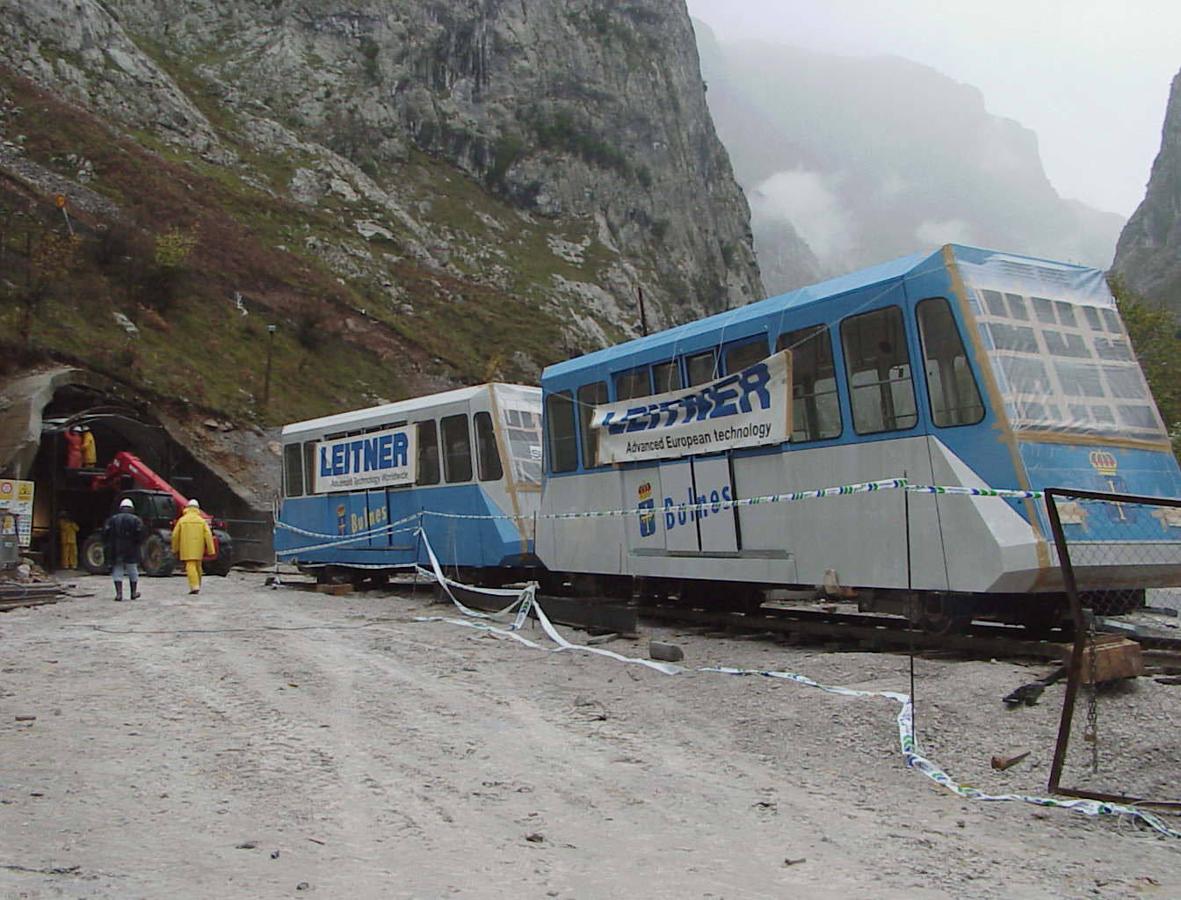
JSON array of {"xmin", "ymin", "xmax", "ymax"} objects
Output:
[{"xmin": 1003, "ymin": 665, "xmax": 1066, "ymax": 708}]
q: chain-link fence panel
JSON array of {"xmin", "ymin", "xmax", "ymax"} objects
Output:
[{"xmin": 1046, "ymin": 488, "xmax": 1181, "ymax": 808}]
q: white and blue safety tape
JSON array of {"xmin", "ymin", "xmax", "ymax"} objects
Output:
[
  {"xmin": 402, "ymin": 528, "xmax": 1180, "ymax": 840},
  {"xmin": 273, "ymin": 477, "xmax": 1046, "ymax": 546}
]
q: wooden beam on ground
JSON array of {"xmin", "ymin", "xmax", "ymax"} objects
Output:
[{"xmin": 0, "ymin": 595, "xmax": 62, "ymax": 612}]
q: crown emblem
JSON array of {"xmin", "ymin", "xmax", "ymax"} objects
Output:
[{"xmin": 1089, "ymin": 450, "xmax": 1118, "ymax": 476}]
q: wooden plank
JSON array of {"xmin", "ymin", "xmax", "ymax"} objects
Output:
[
  {"xmin": 0, "ymin": 596, "xmax": 61, "ymax": 612},
  {"xmin": 315, "ymin": 583, "xmax": 353, "ymax": 596},
  {"xmin": 0, "ymin": 585, "xmax": 65, "ymax": 598},
  {"xmin": 1060, "ymin": 637, "xmax": 1143, "ymax": 683}
]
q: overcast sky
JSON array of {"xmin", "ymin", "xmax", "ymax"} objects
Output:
[{"xmin": 685, "ymin": 0, "xmax": 1181, "ymax": 218}]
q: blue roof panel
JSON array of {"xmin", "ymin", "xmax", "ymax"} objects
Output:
[{"xmin": 544, "ymin": 247, "xmax": 938, "ymax": 380}]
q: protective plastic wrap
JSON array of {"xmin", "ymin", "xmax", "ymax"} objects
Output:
[
  {"xmin": 957, "ymin": 253, "xmax": 1168, "ymax": 441},
  {"xmin": 493, "ymin": 384, "xmax": 543, "ymax": 486}
]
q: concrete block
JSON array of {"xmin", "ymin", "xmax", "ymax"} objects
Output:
[{"xmin": 649, "ymin": 640, "xmax": 684, "ymax": 662}]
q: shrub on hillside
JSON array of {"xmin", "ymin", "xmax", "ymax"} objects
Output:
[{"xmin": 141, "ymin": 227, "xmax": 198, "ymax": 313}]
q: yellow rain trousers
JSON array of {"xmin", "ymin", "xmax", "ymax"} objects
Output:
[
  {"xmin": 58, "ymin": 518, "xmax": 79, "ymax": 569},
  {"xmin": 171, "ymin": 507, "xmax": 215, "ymax": 593}
]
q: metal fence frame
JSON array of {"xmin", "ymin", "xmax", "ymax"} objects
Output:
[{"xmin": 1045, "ymin": 486, "xmax": 1181, "ymax": 809}]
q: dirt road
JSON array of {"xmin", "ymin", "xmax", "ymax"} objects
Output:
[{"xmin": 2, "ymin": 573, "xmax": 1178, "ymax": 898}]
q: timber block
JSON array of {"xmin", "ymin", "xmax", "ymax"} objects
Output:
[
  {"xmin": 1062, "ymin": 636, "xmax": 1143, "ymax": 684},
  {"xmin": 316, "ymin": 583, "xmax": 353, "ymax": 596}
]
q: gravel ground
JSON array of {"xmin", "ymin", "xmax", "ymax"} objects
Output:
[{"xmin": 2, "ymin": 572, "xmax": 1180, "ymax": 899}]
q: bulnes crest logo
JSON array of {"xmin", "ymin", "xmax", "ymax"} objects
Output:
[
  {"xmin": 637, "ymin": 482, "xmax": 656, "ymax": 537},
  {"xmin": 1089, "ymin": 450, "xmax": 1118, "ymax": 476}
]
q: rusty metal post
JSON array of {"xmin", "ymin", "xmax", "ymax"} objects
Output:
[
  {"xmin": 262, "ymin": 324, "xmax": 277, "ymax": 413},
  {"xmin": 1045, "ymin": 488, "xmax": 1086, "ymax": 794},
  {"xmin": 904, "ymin": 471, "xmax": 916, "ymax": 745}
]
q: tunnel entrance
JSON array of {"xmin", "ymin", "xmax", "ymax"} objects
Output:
[{"xmin": 2, "ymin": 369, "xmax": 272, "ymax": 573}]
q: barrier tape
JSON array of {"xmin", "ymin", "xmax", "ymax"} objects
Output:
[
  {"xmin": 417, "ymin": 522, "xmax": 535, "ymax": 621},
  {"xmin": 275, "ymin": 510, "xmax": 421, "ymax": 541},
  {"xmin": 404, "ymin": 529, "xmax": 1181, "ymax": 839},
  {"xmin": 416, "ymin": 477, "xmax": 910, "ymax": 522},
  {"xmin": 273, "ymin": 478, "xmax": 1049, "ymax": 546},
  {"xmin": 908, "ymin": 485, "xmax": 1044, "ymax": 499},
  {"xmin": 413, "ymin": 528, "xmax": 681, "ymax": 673},
  {"xmin": 706, "ymin": 666, "xmax": 1181, "ymax": 839},
  {"xmin": 279, "ymin": 519, "xmax": 1178, "ymax": 839},
  {"xmin": 273, "ymin": 524, "xmax": 420, "ymax": 556}
]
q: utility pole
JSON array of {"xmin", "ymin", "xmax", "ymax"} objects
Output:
[
  {"xmin": 55, "ymin": 194, "xmax": 73, "ymax": 236},
  {"xmin": 262, "ymin": 324, "xmax": 277, "ymax": 413},
  {"xmin": 637, "ymin": 285, "xmax": 648, "ymax": 337}
]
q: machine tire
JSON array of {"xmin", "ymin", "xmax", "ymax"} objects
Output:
[
  {"xmin": 204, "ymin": 531, "xmax": 234, "ymax": 577},
  {"xmin": 81, "ymin": 534, "xmax": 110, "ymax": 575},
  {"xmin": 140, "ymin": 533, "xmax": 177, "ymax": 577}
]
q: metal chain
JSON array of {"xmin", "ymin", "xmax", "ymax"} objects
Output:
[{"xmin": 1083, "ymin": 621, "xmax": 1100, "ymax": 774}]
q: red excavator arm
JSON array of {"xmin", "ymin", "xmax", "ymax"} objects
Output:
[
  {"xmin": 87, "ymin": 451, "xmax": 232, "ymax": 570},
  {"xmin": 90, "ymin": 451, "xmax": 191, "ymax": 517}
]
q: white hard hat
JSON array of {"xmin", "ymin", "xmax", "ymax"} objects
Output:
[
  {"xmin": 187, "ymin": 498, "xmax": 200, "ymax": 508},
  {"xmin": 119, "ymin": 498, "xmax": 134, "ymax": 509}
]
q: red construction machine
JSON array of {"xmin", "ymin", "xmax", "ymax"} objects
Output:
[{"xmin": 80, "ymin": 451, "xmax": 234, "ymax": 577}]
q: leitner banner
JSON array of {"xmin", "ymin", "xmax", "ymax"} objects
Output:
[
  {"xmin": 313, "ymin": 426, "xmax": 417, "ymax": 493},
  {"xmin": 591, "ymin": 351, "xmax": 792, "ymax": 464}
]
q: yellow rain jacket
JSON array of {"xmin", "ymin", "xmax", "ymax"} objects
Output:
[
  {"xmin": 80, "ymin": 430, "xmax": 97, "ymax": 467},
  {"xmin": 171, "ymin": 507, "xmax": 215, "ymax": 561}
]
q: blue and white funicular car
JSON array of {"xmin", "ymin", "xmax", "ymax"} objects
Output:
[
  {"xmin": 537, "ymin": 245, "xmax": 1181, "ymax": 628},
  {"xmin": 277, "ymin": 383, "xmax": 544, "ymax": 583}
]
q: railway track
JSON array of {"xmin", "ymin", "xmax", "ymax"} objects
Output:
[
  {"xmin": 349, "ymin": 577, "xmax": 1181, "ymax": 667},
  {"xmin": 636, "ymin": 600, "xmax": 1181, "ymax": 666},
  {"xmin": 637, "ymin": 601, "xmax": 1075, "ymax": 660}
]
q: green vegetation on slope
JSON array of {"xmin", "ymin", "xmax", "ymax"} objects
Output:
[
  {"xmin": 0, "ymin": 65, "xmax": 617, "ymax": 424},
  {"xmin": 1110, "ymin": 275, "xmax": 1181, "ymax": 461}
]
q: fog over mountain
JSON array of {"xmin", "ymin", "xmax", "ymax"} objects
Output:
[
  {"xmin": 1114, "ymin": 68, "xmax": 1181, "ymax": 315},
  {"xmin": 695, "ymin": 22, "xmax": 1126, "ymax": 293}
]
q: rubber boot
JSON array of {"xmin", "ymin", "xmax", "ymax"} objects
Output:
[
  {"xmin": 113, "ymin": 581, "xmax": 124, "ymax": 602},
  {"xmin": 130, "ymin": 580, "xmax": 141, "ymax": 600}
]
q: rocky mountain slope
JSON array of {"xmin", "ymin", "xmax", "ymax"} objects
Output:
[
  {"xmin": 0, "ymin": 0, "xmax": 762, "ymax": 425},
  {"xmin": 1114, "ymin": 68, "xmax": 1181, "ymax": 315},
  {"xmin": 695, "ymin": 23, "xmax": 1125, "ymax": 294}
]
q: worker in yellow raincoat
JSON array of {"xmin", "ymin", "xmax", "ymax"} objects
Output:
[
  {"xmin": 80, "ymin": 425, "xmax": 97, "ymax": 467},
  {"xmin": 57, "ymin": 510, "xmax": 80, "ymax": 569},
  {"xmin": 171, "ymin": 498, "xmax": 215, "ymax": 595}
]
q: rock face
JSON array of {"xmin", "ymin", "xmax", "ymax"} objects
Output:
[
  {"xmin": 1114, "ymin": 69, "xmax": 1181, "ymax": 313},
  {"xmin": 696, "ymin": 22, "xmax": 1125, "ymax": 294},
  {"xmin": 0, "ymin": 0, "xmax": 762, "ymax": 350}
]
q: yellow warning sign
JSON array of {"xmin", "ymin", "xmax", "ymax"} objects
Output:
[{"xmin": 0, "ymin": 479, "xmax": 35, "ymax": 547}]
